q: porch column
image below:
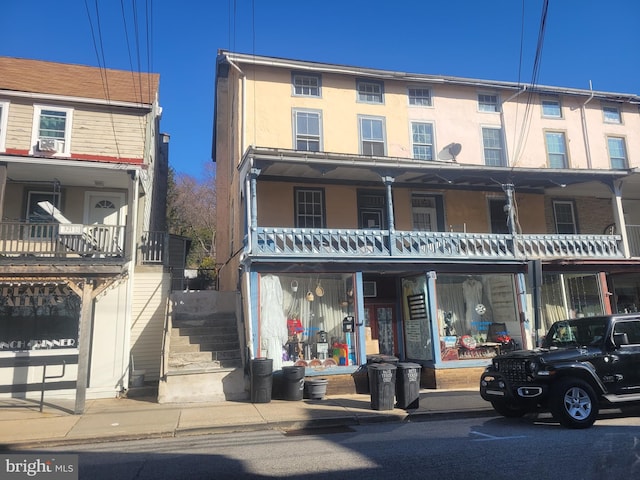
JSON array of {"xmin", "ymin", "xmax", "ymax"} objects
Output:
[
  {"xmin": 611, "ymin": 180, "xmax": 630, "ymax": 258},
  {"xmin": 0, "ymin": 162, "xmax": 6, "ymax": 220},
  {"xmin": 248, "ymin": 167, "xmax": 261, "ymax": 253},
  {"xmin": 382, "ymin": 176, "xmax": 395, "ymax": 233},
  {"xmin": 70, "ymin": 280, "xmax": 95, "ymax": 415}
]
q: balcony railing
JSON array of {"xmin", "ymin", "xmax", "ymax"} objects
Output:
[
  {"xmin": 253, "ymin": 227, "xmax": 628, "ymax": 260},
  {"xmin": 0, "ymin": 222, "xmax": 125, "ymax": 259}
]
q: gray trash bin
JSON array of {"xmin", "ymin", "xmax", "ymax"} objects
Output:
[
  {"xmin": 395, "ymin": 362, "xmax": 421, "ymax": 409},
  {"xmin": 368, "ymin": 363, "xmax": 397, "ymax": 410},
  {"xmin": 250, "ymin": 358, "xmax": 273, "ymax": 403}
]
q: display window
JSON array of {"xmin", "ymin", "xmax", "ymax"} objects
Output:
[
  {"xmin": 540, "ymin": 273, "xmax": 604, "ymax": 330},
  {"xmin": 259, "ymin": 273, "xmax": 357, "ymax": 371},
  {"xmin": 0, "ymin": 283, "xmax": 80, "ymax": 351},
  {"xmin": 435, "ymin": 274, "xmax": 519, "ymax": 361}
]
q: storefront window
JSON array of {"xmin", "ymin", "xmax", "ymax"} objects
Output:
[
  {"xmin": 435, "ymin": 274, "xmax": 519, "ymax": 361},
  {"xmin": 541, "ymin": 273, "xmax": 604, "ymax": 330},
  {"xmin": 0, "ymin": 283, "xmax": 80, "ymax": 351},
  {"xmin": 259, "ymin": 273, "xmax": 356, "ymax": 370}
]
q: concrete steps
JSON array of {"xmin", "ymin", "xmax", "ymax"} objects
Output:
[{"xmin": 158, "ymin": 291, "xmax": 247, "ymax": 404}]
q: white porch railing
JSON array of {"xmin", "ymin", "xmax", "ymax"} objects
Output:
[{"xmin": 253, "ymin": 227, "xmax": 626, "ymax": 260}]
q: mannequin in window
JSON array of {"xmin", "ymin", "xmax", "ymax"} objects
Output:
[{"xmin": 462, "ymin": 276, "xmax": 483, "ymax": 331}]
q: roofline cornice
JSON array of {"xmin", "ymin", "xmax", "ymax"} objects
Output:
[
  {"xmin": 219, "ymin": 50, "xmax": 640, "ymax": 103},
  {"xmin": 0, "ymin": 89, "xmax": 155, "ymax": 110}
]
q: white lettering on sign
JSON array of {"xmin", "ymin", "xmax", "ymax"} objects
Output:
[
  {"xmin": 381, "ymin": 369, "xmax": 393, "ymax": 382},
  {"xmin": 407, "ymin": 369, "xmax": 419, "ymax": 382},
  {"xmin": 58, "ymin": 224, "xmax": 84, "ymax": 235},
  {"xmin": 0, "ymin": 339, "xmax": 76, "ymax": 350},
  {"xmin": 1, "ymin": 284, "xmax": 72, "ymax": 307}
]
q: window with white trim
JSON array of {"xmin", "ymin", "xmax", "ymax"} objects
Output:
[
  {"xmin": 0, "ymin": 101, "xmax": 8, "ymax": 152},
  {"xmin": 293, "ymin": 109, "xmax": 322, "ymax": 152},
  {"xmin": 545, "ymin": 131, "xmax": 568, "ymax": 168},
  {"xmin": 411, "ymin": 122, "xmax": 434, "ymax": 160},
  {"xmin": 408, "ymin": 88, "xmax": 432, "ymax": 106},
  {"xmin": 553, "ymin": 200, "xmax": 577, "ymax": 234},
  {"xmin": 292, "ymin": 73, "xmax": 321, "ymax": 97},
  {"xmin": 294, "ymin": 187, "xmax": 325, "ymax": 228},
  {"xmin": 603, "ymin": 105, "xmax": 622, "ymax": 124},
  {"xmin": 482, "ymin": 127, "xmax": 506, "ymax": 166},
  {"xmin": 541, "ymin": 96, "xmax": 562, "ymax": 118},
  {"xmin": 359, "ymin": 116, "xmax": 386, "ymax": 156},
  {"xmin": 607, "ymin": 137, "xmax": 628, "ymax": 169},
  {"xmin": 31, "ymin": 105, "xmax": 73, "ymax": 156},
  {"xmin": 357, "ymin": 79, "xmax": 384, "ymax": 104},
  {"xmin": 478, "ymin": 93, "xmax": 499, "ymax": 112}
]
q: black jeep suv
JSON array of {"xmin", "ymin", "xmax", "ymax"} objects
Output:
[{"xmin": 480, "ymin": 313, "xmax": 640, "ymax": 428}]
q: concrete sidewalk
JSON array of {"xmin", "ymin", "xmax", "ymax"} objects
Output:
[{"xmin": 0, "ymin": 389, "xmax": 493, "ymax": 450}]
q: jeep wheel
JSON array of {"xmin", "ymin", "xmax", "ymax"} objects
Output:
[
  {"xmin": 491, "ymin": 400, "xmax": 529, "ymax": 418},
  {"xmin": 550, "ymin": 379, "xmax": 598, "ymax": 429}
]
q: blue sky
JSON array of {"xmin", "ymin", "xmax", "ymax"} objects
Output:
[{"xmin": 3, "ymin": 1, "xmax": 639, "ymax": 179}]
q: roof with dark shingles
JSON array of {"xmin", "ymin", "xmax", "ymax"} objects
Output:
[{"xmin": 0, "ymin": 56, "xmax": 159, "ymax": 105}]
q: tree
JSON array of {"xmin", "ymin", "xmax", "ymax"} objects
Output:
[{"xmin": 166, "ymin": 163, "xmax": 217, "ymax": 281}]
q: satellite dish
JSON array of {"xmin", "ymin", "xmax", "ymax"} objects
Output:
[{"xmin": 438, "ymin": 142, "xmax": 462, "ymax": 162}]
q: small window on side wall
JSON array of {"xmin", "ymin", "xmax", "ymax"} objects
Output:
[
  {"xmin": 603, "ymin": 105, "xmax": 622, "ymax": 124},
  {"xmin": 541, "ymin": 96, "xmax": 562, "ymax": 118},
  {"xmin": 478, "ymin": 93, "xmax": 499, "ymax": 112}
]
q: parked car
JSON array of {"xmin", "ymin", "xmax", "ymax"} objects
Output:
[{"xmin": 480, "ymin": 313, "xmax": 640, "ymax": 428}]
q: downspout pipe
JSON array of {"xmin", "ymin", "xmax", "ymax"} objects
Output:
[{"xmin": 581, "ymin": 81, "xmax": 595, "ymax": 169}]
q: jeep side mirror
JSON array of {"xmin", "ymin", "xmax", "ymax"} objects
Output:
[{"xmin": 613, "ymin": 332, "xmax": 629, "ymax": 347}]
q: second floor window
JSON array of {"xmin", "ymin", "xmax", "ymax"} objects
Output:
[
  {"xmin": 478, "ymin": 94, "xmax": 499, "ymax": 112},
  {"xmin": 608, "ymin": 137, "xmax": 628, "ymax": 169},
  {"xmin": 553, "ymin": 200, "xmax": 577, "ymax": 234},
  {"xmin": 482, "ymin": 127, "xmax": 506, "ymax": 166},
  {"xmin": 292, "ymin": 73, "xmax": 321, "ymax": 97},
  {"xmin": 359, "ymin": 116, "xmax": 385, "ymax": 156},
  {"xmin": 408, "ymin": 88, "xmax": 432, "ymax": 106},
  {"xmin": 412, "ymin": 122, "xmax": 434, "ymax": 160},
  {"xmin": 293, "ymin": 110, "xmax": 321, "ymax": 152},
  {"xmin": 32, "ymin": 105, "xmax": 72, "ymax": 155},
  {"xmin": 295, "ymin": 188, "xmax": 325, "ymax": 228},
  {"xmin": 545, "ymin": 132, "xmax": 568, "ymax": 168},
  {"xmin": 0, "ymin": 102, "xmax": 7, "ymax": 152},
  {"xmin": 357, "ymin": 79, "xmax": 384, "ymax": 104}
]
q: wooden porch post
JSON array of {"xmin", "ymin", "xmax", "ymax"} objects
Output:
[
  {"xmin": 611, "ymin": 179, "xmax": 630, "ymax": 258},
  {"xmin": 0, "ymin": 162, "xmax": 6, "ymax": 221},
  {"xmin": 70, "ymin": 280, "xmax": 94, "ymax": 415}
]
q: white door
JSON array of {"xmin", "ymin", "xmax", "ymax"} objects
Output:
[{"xmin": 85, "ymin": 192, "xmax": 125, "ymax": 253}]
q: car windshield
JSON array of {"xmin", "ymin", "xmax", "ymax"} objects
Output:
[{"xmin": 543, "ymin": 317, "xmax": 608, "ymax": 348}]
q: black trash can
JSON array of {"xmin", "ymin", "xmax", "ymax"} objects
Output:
[
  {"xmin": 250, "ymin": 357, "xmax": 273, "ymax": 403},
  {"xmin": 368, "ymin": 363, "xmax": 397, "ymax": 411},
  {"xmin": 367, "ymin": 354, "xmax": 399, "ymax": 366},
  {"xmin": 352, "ymin": 365, "xmax": 370, "ymax": 394},
  {"xmin": 281, "ymin": 366, "xmax": 305, "ymax": 401},
  {"xmin": 395, "ymin": 362, "xmax": 422, "ymax": 409}
]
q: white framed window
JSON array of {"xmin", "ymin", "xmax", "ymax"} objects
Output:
[
  {"xmin": 541, "ymin": 96, "xmax": 562, "ymax": 118},
  {"xmin": 553, "ymin": 200, "xmax": 577, "ymax": 234},
  {"xmin": 292, "ymin": 73, "xmax": 321, "ymax": 97},
  {"xmin": 603, "ymin": 104, "xmax": 622, "ymax": 124},
  {"xmin": 482, "ymin": 127, "xmax": 506, "ymax": 166},
  {"xmin": 357, "ymin": 79, "xmax": 384, "ymax": 104},
  {"xmin": 478, "ymin": 93, "xmax": 500, "ymax": 113},
  {"xmin": 408, "ymin": 88, "xmax": 432, "ymax": 106},
  {"xmin": 294, "ymin": 187, "xmax": 325, "ymax": 228},
  {"xmin": 607, "ymin": 137, "xmax": 628, "ymax": 169},
  {"xmin": 411, "ymin": 122, "xmax": 434, "ymax": 160},
  {"xmin": 0, "ymin": 101, "xmax": 8, "ymax": 152},
  {"xmin": 31, "ymin": 105, "xmax": 73, "ymax": 156},
  {"xmin": 545, "ymin": 131, "xmax": 568, "ymax": 168},
  {"xmin": 358, "ymin": 116, "xmax": 386, "ymax": 156},
  {"xmin": 293, "ymin": 109, "xmax": 322, "ymax": 152}
]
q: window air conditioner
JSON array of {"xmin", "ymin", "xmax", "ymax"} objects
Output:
[
  {"xmin": 363, "ymin": 281, "xmax": 377, "ymax": 297},
  {"xmin": 38, "ymin": 138, "xmax": 62, "ymax": 152}
]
